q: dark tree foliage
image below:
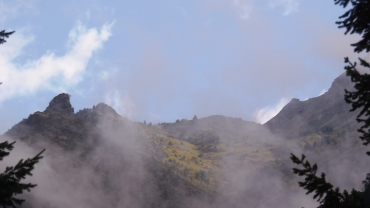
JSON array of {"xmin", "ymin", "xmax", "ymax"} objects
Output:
[
  {"xmin": 0, "ymin": 142, "xmax": 45, "ymax": 208},
  {"xmin": 363, "ymin": 173, "xmax": 370, "ymax": 192},
  {"xmin": 291, "ymin": 154, "xmax": 367, "ymax": 208},
  {"xmin": 338, "ymin": 0, "xmax": 370, "ymax": 153},
  {"xmin": 291, "ymin": 1, "xmax": 370, "ymax": 207},
  {"xmin": 0, "ymin": 30, "xmax": 45, "ymax": 207},
  {"xmin": 344, "ymin": 58, "xmax": 370, "ymax": 152},
  {"xmin": 0, "ymin": 30, "xmax": 15, "ymax": 45},
  {"xmin": 334, "ymin": 0, "xmax": 370, "ymax": 53}
]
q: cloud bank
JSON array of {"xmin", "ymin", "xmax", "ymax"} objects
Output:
[
  {"xmin": 0, "ymin": 22, "xmax": 113, "ymax": 102},
  {"xmin": 254, "ymin": 98, "xmax": 289, "ymax": 124}
]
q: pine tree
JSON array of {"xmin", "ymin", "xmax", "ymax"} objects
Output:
[
  {"xmin": 0, "ymin": 30, "xmax": 14, "ymax": 45},
  {"xmin": 290, "ymin": 154, "xmax": 366, "ymax": 207},
  {"xmin": 334, "ymin": 0, "xmax": 370, "ymax": 53},
  {"xmin": 0, "ymin": 142, "xmax": 45, "ymax": 208},
  {"xmin": 291, "ymin": 1, "xmax": 370, "ymax": 207},
  {"xmin": 0, "ymin": 30, "xmax": 45, "ymax": 207}
]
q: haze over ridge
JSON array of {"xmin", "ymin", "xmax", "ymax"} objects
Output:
[{"xmin": 1, "ymin": 72, "xmax": 368, "ymax": 208}]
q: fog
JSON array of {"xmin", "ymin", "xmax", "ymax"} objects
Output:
[
  {"xmin": 1, "ymin": 118, "xmax": 152, "ymax": 208},
  {"xmin": 2, "ymin": 96, "xmax": 370, "ymax": 208},
  {"xmin": 2, "ymin": 1, "xmax": 370, "ymax": 207}
]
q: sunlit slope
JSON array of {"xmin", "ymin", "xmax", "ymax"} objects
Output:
[{"xmin": 153, "ymin": 115, "xmax": 281, "ymax": 191}]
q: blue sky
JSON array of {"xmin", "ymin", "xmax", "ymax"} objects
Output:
[{"xmin": 0, "ymin": 0, "xmax": 362, "ymax": 133}]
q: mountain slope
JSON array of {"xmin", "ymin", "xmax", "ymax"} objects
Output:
[
  {"xmin": 2, "ymin": 93, "xmax": 284, "ymax": 207},
  {"xmin": 264, "ymin": 72, "xmax": 360, "ymax": 139},
  {"xmin": 5, "ymin": 93, "xmax": 91, "ymax": 150},
  {"xmin": 1, "ymin": 72, "xmax": 365, "ymax": 208},
  {"xmin": 3, "ymin": 93, "xmax": 210, "ymax": 208}
]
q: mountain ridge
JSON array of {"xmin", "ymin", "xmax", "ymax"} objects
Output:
[
  {"xmin": 264, "ymin": 72, "xmax": 360, "ymax": 139},
  {"xmin": 1, "ymin": 72, "xmax": 363, "ymax": 208}
]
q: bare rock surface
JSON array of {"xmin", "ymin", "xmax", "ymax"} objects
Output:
[{"xmin": 44, "ymin": 93, "xmax": 74, "ymax": 115}]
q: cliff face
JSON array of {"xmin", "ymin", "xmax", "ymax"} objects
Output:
[
  {"xmin": 44, "ymin": 93, "xmax": 74, "ymax": 116},
  {"xmin": 264, "ymin": 73, "xmax": 360, "ymax": 139}
]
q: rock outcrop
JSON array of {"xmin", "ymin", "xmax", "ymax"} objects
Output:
[
  {"xmin": 5, "ymin": 93, "xmax": 125, "ymax": 149},
  {"xmin": 44, "ymin": 93, "xmax": 74, "ymax": 115}
]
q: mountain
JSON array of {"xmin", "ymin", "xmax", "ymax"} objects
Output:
[
  {"xmin": 2, "ymin": 93, "xmax": 285, "ymax": 207},
  {"xmin": 5, "ymin": 93, "xmax": 90, "ymax": 150},
  {"xmin": 4, "ymin": 93, "xmax": 208, "ymax": 207},
  {"xmin": 264, "ymin": 72, "xmax": 360, "ymax": 140},
  {"xmin": 1, "ymin": 72, "xmax": 366, "ymax": 208}
]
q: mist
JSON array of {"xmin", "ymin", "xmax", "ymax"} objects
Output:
[
  {"xmin": 2, "ymin": 89, "xmax": 370, "ymax": 208},
  {"xmin": 1, "ymin": 1, "xmax": 369, "ymax": 206}
]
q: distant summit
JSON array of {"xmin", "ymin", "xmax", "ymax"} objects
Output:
[
  {"xmin": 94, "ymin": 103, "xmax": 118, "ymax": 116},
  {"xmin": 264, "ymin": 73, "xmax": 359, "ymax": 139},
  {"xmin": 5, "ymin": 93, "xmax": 122, "ymax": 149},
  {"xmin": 44, "ymin": 93, "xmax": 74, "ymax": 115},
  {"xmin": 75, "ymin": 103, "xmax": 121, "ymax": 123}
]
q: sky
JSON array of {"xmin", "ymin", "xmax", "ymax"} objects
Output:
[{"xmin": 0, "ymin": 0, "xmax": 363, "ymax": 133}]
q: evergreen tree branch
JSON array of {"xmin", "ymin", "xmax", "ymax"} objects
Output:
[
  {"xmin": 0, "ymin": 30, "xmax": 15, "ymax": 45},
  {"xmin": 344, "ymin": 58, "xmax": 370, "ymax": 152},
  {"xmin": 334, "ymin": 0, "xmax": 370, "ymax": 53},
  {"xmin": 0, "ymin": 149, "xmax": 45, "ymax": 207},
  {"xmin": 290, "ymin": 154, "xmax": 367, "ymax": 208},
  {"xmin": 0, "ymin": 141, "xmax": 15, "ymax": 161},
  {"xmin": 291, "ymin": 1, "xmax": 370, "ymax": 207}
]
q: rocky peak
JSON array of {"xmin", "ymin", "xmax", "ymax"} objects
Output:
[
  {"xmin": 327, "ymin": 72, "xmax": 353, "ymax": 94},
  {"xmin": 44, "ymin": 93, "xmax": 74, "ymax": 115},
  {"xmin": 290, "ymin": 98, "xmax": 300, "ymax": 103},
  {"xmin": 75, "ymin": 103, "xmax": 120, "ymax": 123},
  {"xmin": 264, "ymin": 72, "xmax": 358, "ymax": 139},
  {"xmin": 94, "ymin": 103, "xmax": 119, "ymax": 116}
]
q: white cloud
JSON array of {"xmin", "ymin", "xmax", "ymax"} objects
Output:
[
  {"xmin": 269, "ymin": 0, "xmax": 299, "ymax": 16},
  {"xmin": 254, "ymin": 98, "xmax": 289, "ymax": 124},
  {"xmin": 0, "ymin": 22, "xmax": 114, "ymax": 102},
  {"xmin": 319, "ymin": 89, "xmax": 327, "ymax": 96},
  {"xmin": 105, "ymin": 90, "xmax": 135, "ymax": 119}
]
